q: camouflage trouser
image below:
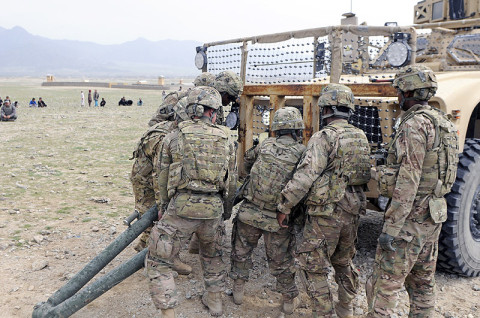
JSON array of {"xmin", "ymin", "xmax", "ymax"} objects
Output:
[
  {"xmin": 145, "ymin": 209, "xmax": 225, "ymax": 309},
  {"xmin": 366, "ymin": 217, "xmax": 441, "ymax": 318},
  {"xmin": 296, "ymin": 208, "xmax": 360, "ymax": 317},
  {"xmin": 230, "ymin": 219, "xmax": 298, "ymax": 300},
  {"xmin": 130, "ymin": 158, "xmax": 155, "ymax": 248}
]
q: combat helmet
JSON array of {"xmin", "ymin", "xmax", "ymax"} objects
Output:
[
  {"xmin": 318, "ymin": 83, "xmax": 355, "ymax": 122},
  {"xmin": 393, "ymin": 64, "xmax": 437, "ymax": 102},
  {"xmin": 213, "ymin": 71, "xmax": 244, "ymax": 97},
  {"xmin": 271, "ymin": 107, "xmax": 305, "ymax": 131},
  {"xmin": 185, "ymin": 86, "xmax": 222, "ymax": 119},
  {"xmin": 156, "ymin": 103, "xmax": 175, "ymax": 121},
  {"xmin": 193, "ymin": 72, "xmax": 216, "ymax": 87}
]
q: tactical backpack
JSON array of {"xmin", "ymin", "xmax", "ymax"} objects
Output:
[
  {"xmin": 244, "ymin": 137, "xmax": 305, "ymax": 211},
  {"xmin": 306, "ymin": 121, "xmax": 371, "ymax": 207},
  {"xmin": 378, "ymin": 105, "xmax": 459, "ymax": 200}
]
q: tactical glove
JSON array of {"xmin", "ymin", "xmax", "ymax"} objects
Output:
[{"xmin": 379, "ymin": 232, "xmax": 396, "ymax": 252}]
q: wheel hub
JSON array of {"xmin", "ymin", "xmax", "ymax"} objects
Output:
[{"xmin": 470, "ymin": 188, "xmax": 480, "ymax": 241}]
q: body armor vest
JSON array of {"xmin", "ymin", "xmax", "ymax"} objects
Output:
[
  {"xmin": 306, "ymin": 121, "xmax": 371, "ymax": 206},
  {"xmin": 167, "ymin": 120, "xmax": 230, "ymax": 196},
  {"xmin": 383, "ymin": 105, "xmax": 458, "ymax": 198},
  {"xmin": 244, "ymin": 137, "xmax": 305, "ymax": 211}
]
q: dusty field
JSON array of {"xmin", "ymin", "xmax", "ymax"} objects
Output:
[{"xmin": 1, "ymin": 80, "xmax": 480, "ymax": 318}]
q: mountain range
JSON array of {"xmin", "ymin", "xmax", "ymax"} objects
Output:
[{"xmin": 0, "ymin": 26, "xmax": 202, "ymax": 78}]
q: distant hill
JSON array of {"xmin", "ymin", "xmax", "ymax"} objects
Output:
[{"xmin": 0, "ymin": 26, "xmax": 202, "ymax": 77}]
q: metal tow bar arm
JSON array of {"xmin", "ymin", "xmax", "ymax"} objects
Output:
[{"xmin": 32, "ymin": 205, "xmax": 158, "ymax": 318}]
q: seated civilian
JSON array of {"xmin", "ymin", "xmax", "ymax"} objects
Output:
[
  {"xmin": 100, "ymin": 98, "xmax": 106, "ymax": 107},
  {"xmin": 29, "ymin": 98, "xmax": 37, "ymax": 107},
  {"xmin": 38, "ymin": 97, "xmax": 47, "ymax": 107},
  {"xmin": 1, "ymin": 101, "xmax": 17, "ymax": 121}
]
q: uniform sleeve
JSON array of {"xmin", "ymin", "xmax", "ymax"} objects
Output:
[
  {"xmin": 222, "ymin": 140, "xmax": 238, "ymax": 218},
  {"xmin": 157, "ymin": 134, "xmax": 174, "ymax": 204},
  {"xmin": 152, "ymin": 136, "xmax": 165, "ymax": 205},
  {"xmin": 278, "ymin": 133, "xmax": 331, "ymax": 214},
  {"xmin": 1, "ymin": 106, "xmax": 5, "ymax": 117},
  {"xmin": 243, "ymin": 141, "xmax": 261, "ymax": 174},
  {"xmin": 382, "ymin": 117, "xmax": 430, "ymax": 237}
]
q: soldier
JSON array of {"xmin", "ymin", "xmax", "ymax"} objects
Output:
[
  {"xmin": 277, "ymin": 84, "xmax": 371, "ymax": 318},
  {"xmin": 188, "ymin": 70, "xmax": 243, "ymax": 254},
  {"xmin": 366, "ymin": 65, "xmax": 459, "ymax": 317},
  {"xmin": 130, "ymin": 101, "xmax": 192, "ymax": 275},
  {"xmin": 145, "ymin": 86, "xmax": 237, "ymax": 317},
  {"xmin": 230, "ymin": 107, "xmax": 305, "ymax": 314},
  {"xmin": 148, "ymin": 72, "xmax": 217, "ymax": 127},
  {"xmin": 212, "ymin": 70, "xmax": 243, "ymax": 125}
]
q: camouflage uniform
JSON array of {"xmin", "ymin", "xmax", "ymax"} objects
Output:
[
  {"xmin": 145, "ymin": 87, "xmax": 236, "ymax": 312},
  {"xmin": 278, "ymin": 85, "xmax": 371, "ymax": 317},
  {"xmin": 231, "ymin": 130, "xmax": 306, "ymax": 302},
  {"xmin": 130, "ymin": 120, "xmax": 176, "ymax": 249},
  {"xmin": 366, "ymin": 67, "xmax": 458, "ymax": 318}
]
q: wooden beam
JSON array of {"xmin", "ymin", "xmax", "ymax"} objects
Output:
[
  {"xmin": 243, "ymin": 83, "xmax": 397, "ymax": 97},
  {"xmin": 303, "ymin": 95, "xmax": 314, "ymax": 143},
  {"xmin": 237, "ymin": 95, "xmax": 254, "ymax": 177},
  {"xmin": 268, "ymin": 95, "xmax": 285, "ymax": 137}
]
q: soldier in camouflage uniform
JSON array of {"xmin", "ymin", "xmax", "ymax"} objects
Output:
[
  {"xmin": 212, "ymin": 70, "xmax": 243, "ymax": 126},
  {"xmin": 148, "ymin": 72, "xmax": 216, "ymax": 127},
  {"xmin": 366, "ymin": 65, "xmax": 459, "ymax": 318},
  {"xmin": 145, "ymin": 86, "xmax": 237, "ymax": 318},
  {"xmin": 130, "ymin": 102, "xmax": 192, "ymax": 275},
  {"xmin": 188, "ymin": 70, "xmax": 244, "ymax": 254},
  {"xmin": 277, "ymin": 84, "xmax": 371, "ymax": 318},
  {"xmin": 230, "ymin": 107, "xmax": 305, "ymax": 314}
]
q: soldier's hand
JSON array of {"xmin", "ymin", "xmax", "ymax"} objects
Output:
[
  {"xmin": 379, "ymin": 233, "xmax": 396, "ymax": 252},
  {"xmin": 158, "ymin": 203, "xmax": 168, "ymax": 220},
  {"xmin": 277, "ymin": 212, "xmax": 288, "ymax": 228}
]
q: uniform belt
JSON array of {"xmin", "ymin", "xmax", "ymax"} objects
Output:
[
  {"xmin": 249, "ymin": 197, "xmax": 277, "ymax": 212},
  {"xmin": 177, "ymin": 189, "xmax": 219, "ymax": 195}
]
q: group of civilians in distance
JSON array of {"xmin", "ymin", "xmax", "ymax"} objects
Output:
[
  {"xmin": 29, "ymin": 97, "xmax": 47, "ymax": 107},
  {"xmin": 0, "ymin": 96, "xmax": 17, "ymax": 121}
]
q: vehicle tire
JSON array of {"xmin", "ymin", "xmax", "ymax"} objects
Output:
[{"xmin": 438, "ymin": 139, "xmax": 480, "ymax": 277}]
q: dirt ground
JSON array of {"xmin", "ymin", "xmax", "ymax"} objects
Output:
[{"xmin": 1, "ymin": 80, "xmax": 480, "ymax": 318}]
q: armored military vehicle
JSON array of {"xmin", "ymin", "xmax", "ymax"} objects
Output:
[{"xmin": 195, "ymin": 0, "xmax": 480, "ymax": 277}]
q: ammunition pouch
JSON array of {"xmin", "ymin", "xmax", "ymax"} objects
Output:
[
  {"xmin": 429, "ymin": 196, "xmax": 447, "ymax": 224},
  {"xmin": 377, "ymin": 164, "xmax": 400, "ymax": 198}
]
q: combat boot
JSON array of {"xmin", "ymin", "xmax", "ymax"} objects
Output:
[
  {"xmin": 232, "ymin": 279, "xmax": 245, "ymax": 305},
  {"xmin": 202, "ymin": 291, "xmax": 223, "ymax": 316},
  {"xmin": 282, "ymin": 297, "xmax": 300, "ymax": 315},
  {"xmin": 160, "ymin": 308, "xmax": 175, "ymax": 318},
  {"xmin": 335, "ymin": 301, "xmax": 353, "ymax": 318},
  {"xmin": 172, "ymin": 257, "xmax": 192, "ymax": 275}
]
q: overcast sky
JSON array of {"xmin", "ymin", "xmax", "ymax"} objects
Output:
[{"xmin": 1, "ymin": 0, "xmax": 420, "ymax": 44}]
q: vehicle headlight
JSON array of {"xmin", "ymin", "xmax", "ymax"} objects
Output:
[
  {"xmin": 195, "ymin": 46, "xmax": 208, "ymax": 70},
  {"xmin": 386, "ymin": 41, "xmax": 411, "ymax": 67}
]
